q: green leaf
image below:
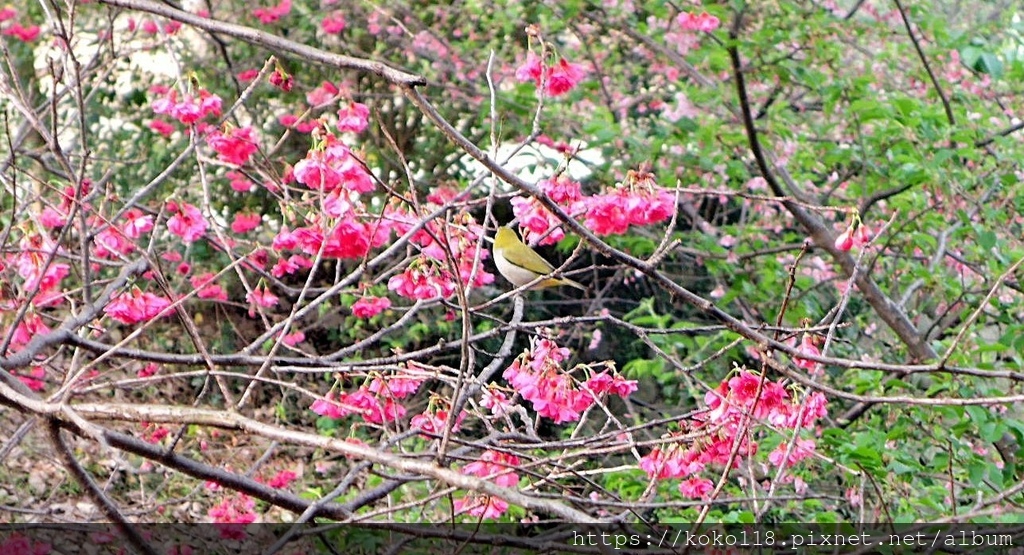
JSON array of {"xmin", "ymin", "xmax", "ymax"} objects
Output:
[
  {"xmin": 978, "ymin": 230, "xmax": 997, "ymax": 250},
  {"xmin": 976, "ymin": 53, "xmax": 1004, "ymax": 78}
]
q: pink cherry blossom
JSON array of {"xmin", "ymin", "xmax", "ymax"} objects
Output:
[
  {"xmin": 269, "ymin": 68, "xmax": 293, "ymax": 91},
  {"xmin": 167, "ymin": 202, "xmax": 208, "ymax": 243},
  {"xmin": 453, "ymin": 494, "xmax": 509, "ymax": 519},
  {"xmin": 834, "ymin": 228, "xmax": 854, "ymax": 251},
  {"xmin": 2, "ymin": 23, "xmax": 40, "ymax": 42},
  {"xmin": 545, "ymin": 59, "xmax": 587, "ymax": 96},
  {"xmin": 149, "ymin": 119, "xmax": 174, "ymax": 137},
  {"xmin": 462, "ymin": 450, "xmax": 521, "ymax": 488},
  {"xmin": 137, "ymin": 363, "xmax": 160, "ymax": 378},
  {"xmin": 310, "ymin": 392, "xmax": 351, "ymax": 419},
  {"xmin": 321, "ymin": 12, "xmax": 346, "ymax": 34},
  {"xmin": 677, "ymin": 11, "xmax": 720, "ymax": 32},
  {"xmin": 515, "ymin": 50, "xmax": 544, "ymax": 85},
  {"xmin": 368, "ymin": 373, "xmax": 424, "ymax": 398},
  {"xmin": 481, "ymin": 388, "xmax": 512, "ymax": 416},
  {"xmin": 206, "ymin": 126, "xmax": 259, "ymax": 165},
  {"xmin": 793, "ymin": 334, "xmax": 822, "ymax": 374},
  {"xmin": 208, "ymin": 493, "xmax": 257, "ymax": 539},
  {"xmin": 387, "ymin": 258, "xmax": 458, "ymax": 300},
  {"xmin": 227, "ymin": 171, "xmax": 254, "ymax": 192},
  {"xmin": 230, "ymin": 212, "xmax": 261, "ymax": 234},
  {"xmin": 678, "ymin": 477, "xmax": 714, "ymax": 499},
  {"xmin": 265, "ymin": 469, "xmax": 298, "ymax": 489},
  {"xmin": 104, "ymin": 288, "xmax": 173, "ymax": 324},
  {"xmin": 352, "ymin": 296, "xmax": 391, "ymax": 318},
  {"xmin": 246, "ymin": 284, "xmax": 278, "ymax": 314},
  {"xmin": 306, "ymin": 81, "xmax": 340, "ymax": 107},
  {"xmin": 252, "ymin": 0, "xmax": 291, "ymax": 24},
  {"xmin": 123, "ymin": 209, "xmax": 155, "ymax": 239},
  {"xmin": 410, "ymin": 409, "xmax": 466, "ymax": 437},
  {"xmin": 336, "ymin": 101, "xmax": 369, "ymax": 134},
  {"xmin": 190, "ymin": 273, "xmax": 228, "ymax": 301},
  {"xmin": 768, "ymin": 438, "xmax": 817, "ymax": 468},
  {"xmin": 321, "ymin": 219, "xmax": 370, "ymax": 259},
  {"xmin": 516, "ymin": 51, "xmax": 587, "ymax": 97}
]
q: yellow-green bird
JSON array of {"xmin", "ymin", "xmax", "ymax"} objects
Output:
[{"xmin": 492, "ymin": 227, "xmax": 586, "ymax": 290}]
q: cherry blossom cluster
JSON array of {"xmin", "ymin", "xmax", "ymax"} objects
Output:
[
  {"xmin": 0, "ymin": 230, "xmax": 76, "ymax": 389},
  {"xmin": 6, "ymin": 234, "xmax": 70, "ymax": 309},
  {"xmin": 510, "ymin": 168, "xmax": 676, "ymax": 245},
  {"xmin": 511, "ymin": 175, "xmax": 587, "ymax": 246},
  {"xmin": 253, "ymin": 0, "xmax": 291, "ymax": 24},
  {"xmin": 640, "ymin": 371, "xmax": 827, "ymax": 499},
  {"xmin": 127, "ymin": 16, "xmax": 183, "ymax": 36},
  {"xmin": 150, "ymin": 85, "xmax": 223, "ymax": 126},
  {"xmin": 502, "ymin": 337, "xmax": 638, "ymax": 424},
  {"xmin": 386, "ymin": 190, "xmax": 495, "ymax": 300},
  {"xmin": 310, "ymin": 368, "xmax": 427, "ymax": 426},
  {"xmin": 206, "ymin": 126, "xmax": 260, "ymax": 166},
  {"xmin": 834, "ymin": 221, "xmax": 874, "ymax": 252},
  {"xmin": 351, "ymin": 295, "xmax": 392, "ymax": 318},
  {"xmin": 454, "ymin": 449, "xmax": 521, "ymax": 519},
  {"xmin": 792, "ymin": 334, "xmax": 824, "ymax": 376},
  {"xmin": 515, "ymin": 51, "xmax": 588, "ymax": 97},
  {"xmin": 410, "ymin": 405, "xmax": 467, "ymax": 437},
  {"xmin": 676, "ymin": 11, "xmax": 721, "ymax": 33},
  {"xmin": 270, "ymin": 127, "xmax": 392, "ymax": 275},
  {"xmin": 104, "ymin": 288, "xmax": 173, "ymax": 325},
  {"xmin": 208, "ymin": 493, "xmax": 257, "ymax": 539},
  {"xmin": 0, "ymin": 6, "xmax": 40, "ymax": 42}
]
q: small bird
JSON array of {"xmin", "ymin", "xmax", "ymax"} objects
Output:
[{"xmin": 492, "ymin": 226, "xmax": 586, "ymax": 290}]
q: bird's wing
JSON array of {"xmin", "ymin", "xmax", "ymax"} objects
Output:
[{"xmin": 502, "ymin": 243, "xmax": 556, "ymax": 274}]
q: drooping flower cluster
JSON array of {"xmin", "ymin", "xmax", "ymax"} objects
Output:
[
  {"xmin": 39, "ymin": 179, "xmax": 94, "ymax": 230},
  {"xmin": 310, "ymin": 368, "xmax": 427, "ymax": 426},
  {"xmin": 321, "ymin": 12, "xmax": 346, "ymax": 34},
  {"xmin": 208, "ymin": 493, "xmax": 257, "ymax": 540},
  {"xmin": 583, "ymin": 169, "xmax": 676, "ymax": 236},
  {"xmin": 351, "ymin": 295, "xmax": 391, "ymax": 318},
  {"xmin": 245, "ymin": 284, "xmax": 278, "ymax": 317},
  {"xmin": 385, "ymin": 197, "xmax": 495, "ymax": 300},
  {"xmin": 502, "ymin": 337, "xmax": 637, "ymax": 424},
  {"xmin": 454, "ymin": 449, "xmax": 521, "ymax": 519},
  {"xmin": 640, "ymin": 370, "xmax": 827, "ymax": 499},
  {"xmin": 410, "ymin": 406, "xmax": 467, "ymax": 438},
  {"xmin": 386, "ymin": 256, "xmax": 458, "ymax": 301},
  {"xmin": 0, "ymin": 7, "xmax": 41, "ymax": 43},
  {"xmin": 336, "ymin": 101, "xmax": 370, "ymax": 134},
  {"xmin": 293, "ymin": 135, "xmax": 374, "ymax": 193},
  {"xmin": 8, "ymin": 234, "xmax": 70, "ymax": 307},
  {"xmin": 508, "ymin": 167, "xmax": 676, "ymax": 245},
  {"xmin": 463, "ymin": 449, "xmax": 521, "ymax": 488},
  {"xmin": 516, "ymin": 51, "xmax": 588, "ymax": 97},
  {"xmin": 206, "ymin": 126, "xmax": 259, "ymax": 166},
  {"xmin": 792, "ymin": 334, "xmax": 823, "ymax": 376},
  {"xmin": 267, "ymin": 131, "xmax": 392, "ymax": 274},
  {"xmin": 834, "ymin": 222, "xmax": 873, "ymax": 252},
  {"xmin": 104, "ymin": 288, "xmax": 173, "ymax": 325},
  {"xmin": 511, "ymin": 175, "xmax": 587, "ymax": 246},
  {"xmin": 676, "ymin": 11, "xmax": 720, "ymax": 32},
  {"xmin": 150, "ymin": 86, "xmax": 223, "ymax": 126},
  {"xmin": 252, "ymin": 0, "xmax": 291, "ymax": 24},
  {"xmin": 87, "ymin": 208, "xmax": 155, "ymax": 261},
  {"xmin": 190, "ymin": 273, "xmax": 228, "ymax": 301},
  {"xmin": 165, "ymin": 202, "xmax": 207, "ymax": 244},
  {"xmin": 5, "ymin": 313, "xmax": 50, "ymax": 359}
]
